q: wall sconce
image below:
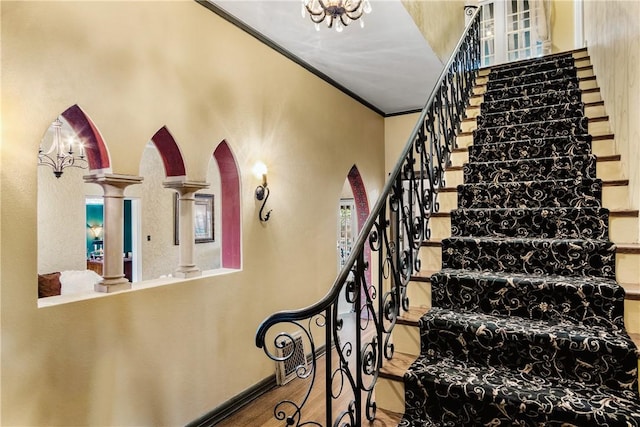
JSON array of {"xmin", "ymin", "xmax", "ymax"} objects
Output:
[
  {"xmin": 253, "ymin": 162, "xmax": 272, "ymax": 222},
  {"xmin": 88, "ymin": 224, "xmax": 103, "ymax": 240}
]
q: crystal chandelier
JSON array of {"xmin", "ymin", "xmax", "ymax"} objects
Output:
[
  {"xmin": 302, "ymin": 0, "xmax": 372, "ymax": 32},
  {"xmin": 38, "ymin": 117, "xmax": 87, "ymax": 178}
]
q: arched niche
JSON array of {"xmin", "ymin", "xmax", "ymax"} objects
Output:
[{"xmin": 213, "ymin": 140, "xmax": 241, "ymax": 270}]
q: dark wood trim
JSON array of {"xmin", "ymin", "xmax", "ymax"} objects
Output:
[
  {"xmin": 186, "ymin": 375, "xmax": 278, "ymax": 427},
  {"xmin": 386, "ymin": 108, "xmax": 423, "ymax": 118},
  {"xmin": 194, "ymin": 0, "xmax": 386, "ymax": 117},
  {"xmin": 187, "ymin": 344, "xmax": 327, "ymax": 427}
]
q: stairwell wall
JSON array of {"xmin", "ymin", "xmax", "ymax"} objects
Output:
[
  {"xmin": 0, "ymin": 1, "xmax": 384, "ymax": 425},
  {"xmin": 583, "ymin": 0, "xmax": 640, "ymax": 237}
]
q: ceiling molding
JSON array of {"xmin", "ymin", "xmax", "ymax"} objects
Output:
[{"xmin": 195, "ymin": 0, "xmax": 386, "ymax": 116}]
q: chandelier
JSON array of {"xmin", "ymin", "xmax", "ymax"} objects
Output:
[
  {"xmin": 302, "ymin": 0, "xmax": 372, "ymax": 32},
  {"xmin": 38, "ymin": 117, "xmax": 88, "ymax": 178}
]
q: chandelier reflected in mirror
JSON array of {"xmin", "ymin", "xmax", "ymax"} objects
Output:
[
  {"xmin": 38, "ymin": 117, "xmax": 88, "ymax": 178},
  {"xmin": 301, "ymin": 0, "xmax": 372, "ymax": 32}
]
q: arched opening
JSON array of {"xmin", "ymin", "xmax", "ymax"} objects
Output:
[
  {"xmin": 37, "ymin": 106, "xmax": 111, "ymax": 297},
  {"xmin": 213, "ymin": 141, "xmax": 241, "ymax": 270},
  {"xmin": 337, "ymin": 165, "xmax": 371, "ymax": 314},
  {"xmin": 150, "ymin": 126, "xmax": 186, "ymax": 178},
  {"xmin": 61, "ymin": 104, "xmax": 110, "ymax": 172}
]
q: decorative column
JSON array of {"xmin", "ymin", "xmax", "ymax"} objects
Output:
[
  {"xmin": 163, "ymin": 180, "xmax": 210, "ymax": 278},
  {"xmin": 84, "ymin": 173, "xmax": 143, "ymax": 293}
]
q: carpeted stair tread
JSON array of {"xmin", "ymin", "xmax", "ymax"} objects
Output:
[
  {"xmin": 476, "ymin": 101, "xmax": 585, "ymax": 129},
  {"xmin": 419, "ymin": 307, "xmax": 639, "ymax": 392},
  {"xmin": 488, "ymin": 55, "xmax": 574, "ymax": 80},
  {"xmin": 441, "ymin": 236, "xmax": 616, "ymax": 279},
  {"xmin": 401, "ymin": 52, "xmax": 640, "ymax": 426},
  {"xmin": 487, "ymin": 52, "xmax": 575, "ymax": 71},
  {"xmin": 457, "ymin": 177, "xmax": 603, "ymax": 209},
  {"xmin": 450, "ymin": 206, "xmax": 609, "ymax": 240},
  {"xmin": 480, "ymin": 89, "xmax": 583, "ymax": 114},
  {"xmin": 463, "ymin": 154, "xmax": 596, "ymax": 183},
  {"xmin": 483, "ymin": 76, "xmax": 580, "ymax": 102},
  {"xmin": 430, "ymin": 268, "xmax": 624, "ymax": 328},
  {"xmin": 402, "ymin": 354, "xmax": 640, "ymax": 426},
  {"xmin": 473, "ymin": 116, "xmax": 589, "ymax": 144},
  {"xmin": 487, "ymin": 66, "xmax": 577, "ymax": 91},
  {"xmin": 468, "ymin": 135, "xmax": 592, "ymax": 163}
]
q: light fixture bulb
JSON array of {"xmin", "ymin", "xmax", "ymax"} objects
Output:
[{"xmin": 252, "ymin": 162, "xmax": 268, "ymax": 184}]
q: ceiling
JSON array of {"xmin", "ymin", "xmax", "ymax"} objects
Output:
[{"xmin": 201, "ymin": 0, "xmax": 445, "ymax": 116}]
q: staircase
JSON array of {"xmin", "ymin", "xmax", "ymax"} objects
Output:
[{"xmin": 377, "ymin": 49, "xmax": 640, "ymax": 426}]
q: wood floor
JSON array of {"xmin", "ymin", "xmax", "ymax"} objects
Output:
[
  {"xmin": 215, "ymin": 349, "xmax": 402, "ymax": 426},
  {"xmin": 216, "ymin": 313, "xmax": 402, "ymax": 426}
]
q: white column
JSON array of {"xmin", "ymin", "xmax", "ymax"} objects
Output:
[
  {"xmin": 163, "ymin": 180, "xmax": 209, "ymax": 278},
  {"xmin": 84, "ymin": 173, "xmax": 143, "ymax": 293}
]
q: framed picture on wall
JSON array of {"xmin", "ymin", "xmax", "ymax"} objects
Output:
[{"xmin": 174, "ymin": 193, "xmax": 214, "ymax": 245}]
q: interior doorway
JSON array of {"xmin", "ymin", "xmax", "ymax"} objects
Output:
[{"xmin": 85, "ymin": 196, "xmax": 141, "ymax": 282}]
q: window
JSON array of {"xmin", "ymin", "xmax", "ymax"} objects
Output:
[{"xmin": 480, "ymin": 0, "xmax": 548, "ymax": 66}]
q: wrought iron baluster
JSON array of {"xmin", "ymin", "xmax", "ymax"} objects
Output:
[{"xmin": 255, "ymin": 9, "xmax": 481, "ymax": 426}]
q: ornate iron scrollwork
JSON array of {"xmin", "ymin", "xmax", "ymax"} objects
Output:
[{"xmin": 255, "ymin": 8, "xmax": 481, "ymax": 426}]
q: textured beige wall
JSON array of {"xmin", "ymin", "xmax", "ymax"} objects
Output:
[
  {"xmin": 0, "ymin": 1, "xmax": 384, "ymax": 425},
  {"xmin": 550, "ymin": 0, "xmax": 576, "ymax": 53},
  {"xmin": 402, "ymin": 0, "xmax": 466, "ymax": 62},
  {"xmin": 583, "ymin": 0, "xmax": 640, "ymax": 216},
  {"xmin": 384, "ymin": 113, "xmax": 421, "ymax": 176}
]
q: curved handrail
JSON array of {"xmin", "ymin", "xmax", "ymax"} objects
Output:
[
  {"xmin": 256, "ymin": 7, "xmax": 481, "ymax": 347},
  {"xmin": 255, "ymin": 6, "xmax": 481, "ymax": 426}
]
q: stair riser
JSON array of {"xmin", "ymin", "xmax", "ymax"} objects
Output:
[
  {"xmin": 477, "ymin": 66, "xmax": 595, "ymax": 88},
  {"xmin": 480, "ymin": 93, "xmax": 584, "ymax": 118},
  {"xmin": 487, "ymin": 68, "xmax": 577, "ymax": 91},
  {"xmin": 463, "ymin": 102, "xmax": 605, "ymax": 132},
  {"xmin": 462, "ymin": 156, "xmax": 596, "ymax": 184},
  {"xmin": 486, "ymin": 58, "xmax": 591, "ymax": 78},
  {"xmin": 625, "ymin": 299, "xmax": 640, "ymax": 334},
  {"xmin": 404, "ymin": 366, "xmax": 640, "ymax": 427},
  {"xmin": 420, "ymin": 317, "xmax": 637, "ymax": 390},
  {"xmin": 393, "ymin": 323, "xmax": 421, "ymax": 356},
  {"xmin": 430, "ymin": 214, "xmax": 638, "ymax": 244},
  {"xmin": 488, "ymin": 56, "xmax": 575, "ymax": 80},
  {"xmin": 445, "ymin": 160, "xmax": 624, "ymax": 187},
  {"xmin": 457, "ymin": 180, "xmax": 604, "ymax": 210},
  {"xmin": 376, "ymin": 378, "xmax": 406, "ymax": 414},
  {"xmin": 419, "ymin": 244, "xmax": 640, "ymax": 286},
  {"xmin": 406, "ymin": 281, "xmax": 431, "ymax": 311},
  {"xmin": 474, "ymin": 118, "xmax": 588, "ymax": 145},
  {"xmin": 437, "ymin": 186, "xmax": 625, "ymax": 212},
  {"xmin": 431, "ymin": 271, "xmax": 625, "ymax": 329},
  {"xmin": 473, "ymin": 77, "xmax": 598, "ymax": 96},
  {"xmin": 450, "ymin": 207, "xmax": 608, "ymax": 240},
  {"xmin": 467, "ymin": 86, "xmax": 600, "ymax": 109},
  {"xmin": 468, "ymin": 137, "xmax": 592, "ymax": 163},
  {"xmin": 450, "ymin": 137, "xmax": 615, "ymax": 166},
  {"xmin": 457, "ymin": 120, "xmax": 611, "ymax": 146},
  {"xmin": 477, "ymin": 103, "xmax": 585, "ymax": 130},
  {"xmin": 441, "ymin": 238, "xmax": 616, "ymax": 279}
]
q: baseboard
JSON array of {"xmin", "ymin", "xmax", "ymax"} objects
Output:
[
  {"xmin": 186, "ymin": 344, "xmax": 327, "ymax": 426},
  {"xmin": 186, "ymin": 375, "xmax": 277, "ymax": 427}
]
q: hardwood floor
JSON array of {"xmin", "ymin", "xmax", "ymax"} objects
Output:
[
  {"xmin": 216, "ymin": 313, "xmax": 402, "ymax": 426},
  {"xmin": 215, "ymin": 351, "xmax": 402, "ymax": 426}
]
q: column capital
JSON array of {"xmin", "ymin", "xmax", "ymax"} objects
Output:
[
  {"xmin": 84, "ymin": 173, "xmax": 143, "ymax": 197},
  {"xmin": 84, "ymin": 172, "xmax": 144, "ymax": 187},
  {"xmin": 163, "ymin": 180, "xmax": 210, "ymax": 196}
]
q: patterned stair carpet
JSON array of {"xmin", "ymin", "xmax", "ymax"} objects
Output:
[{"xmin": 400, "ymin": 53, "xmax": 640, "ymax": 426}]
